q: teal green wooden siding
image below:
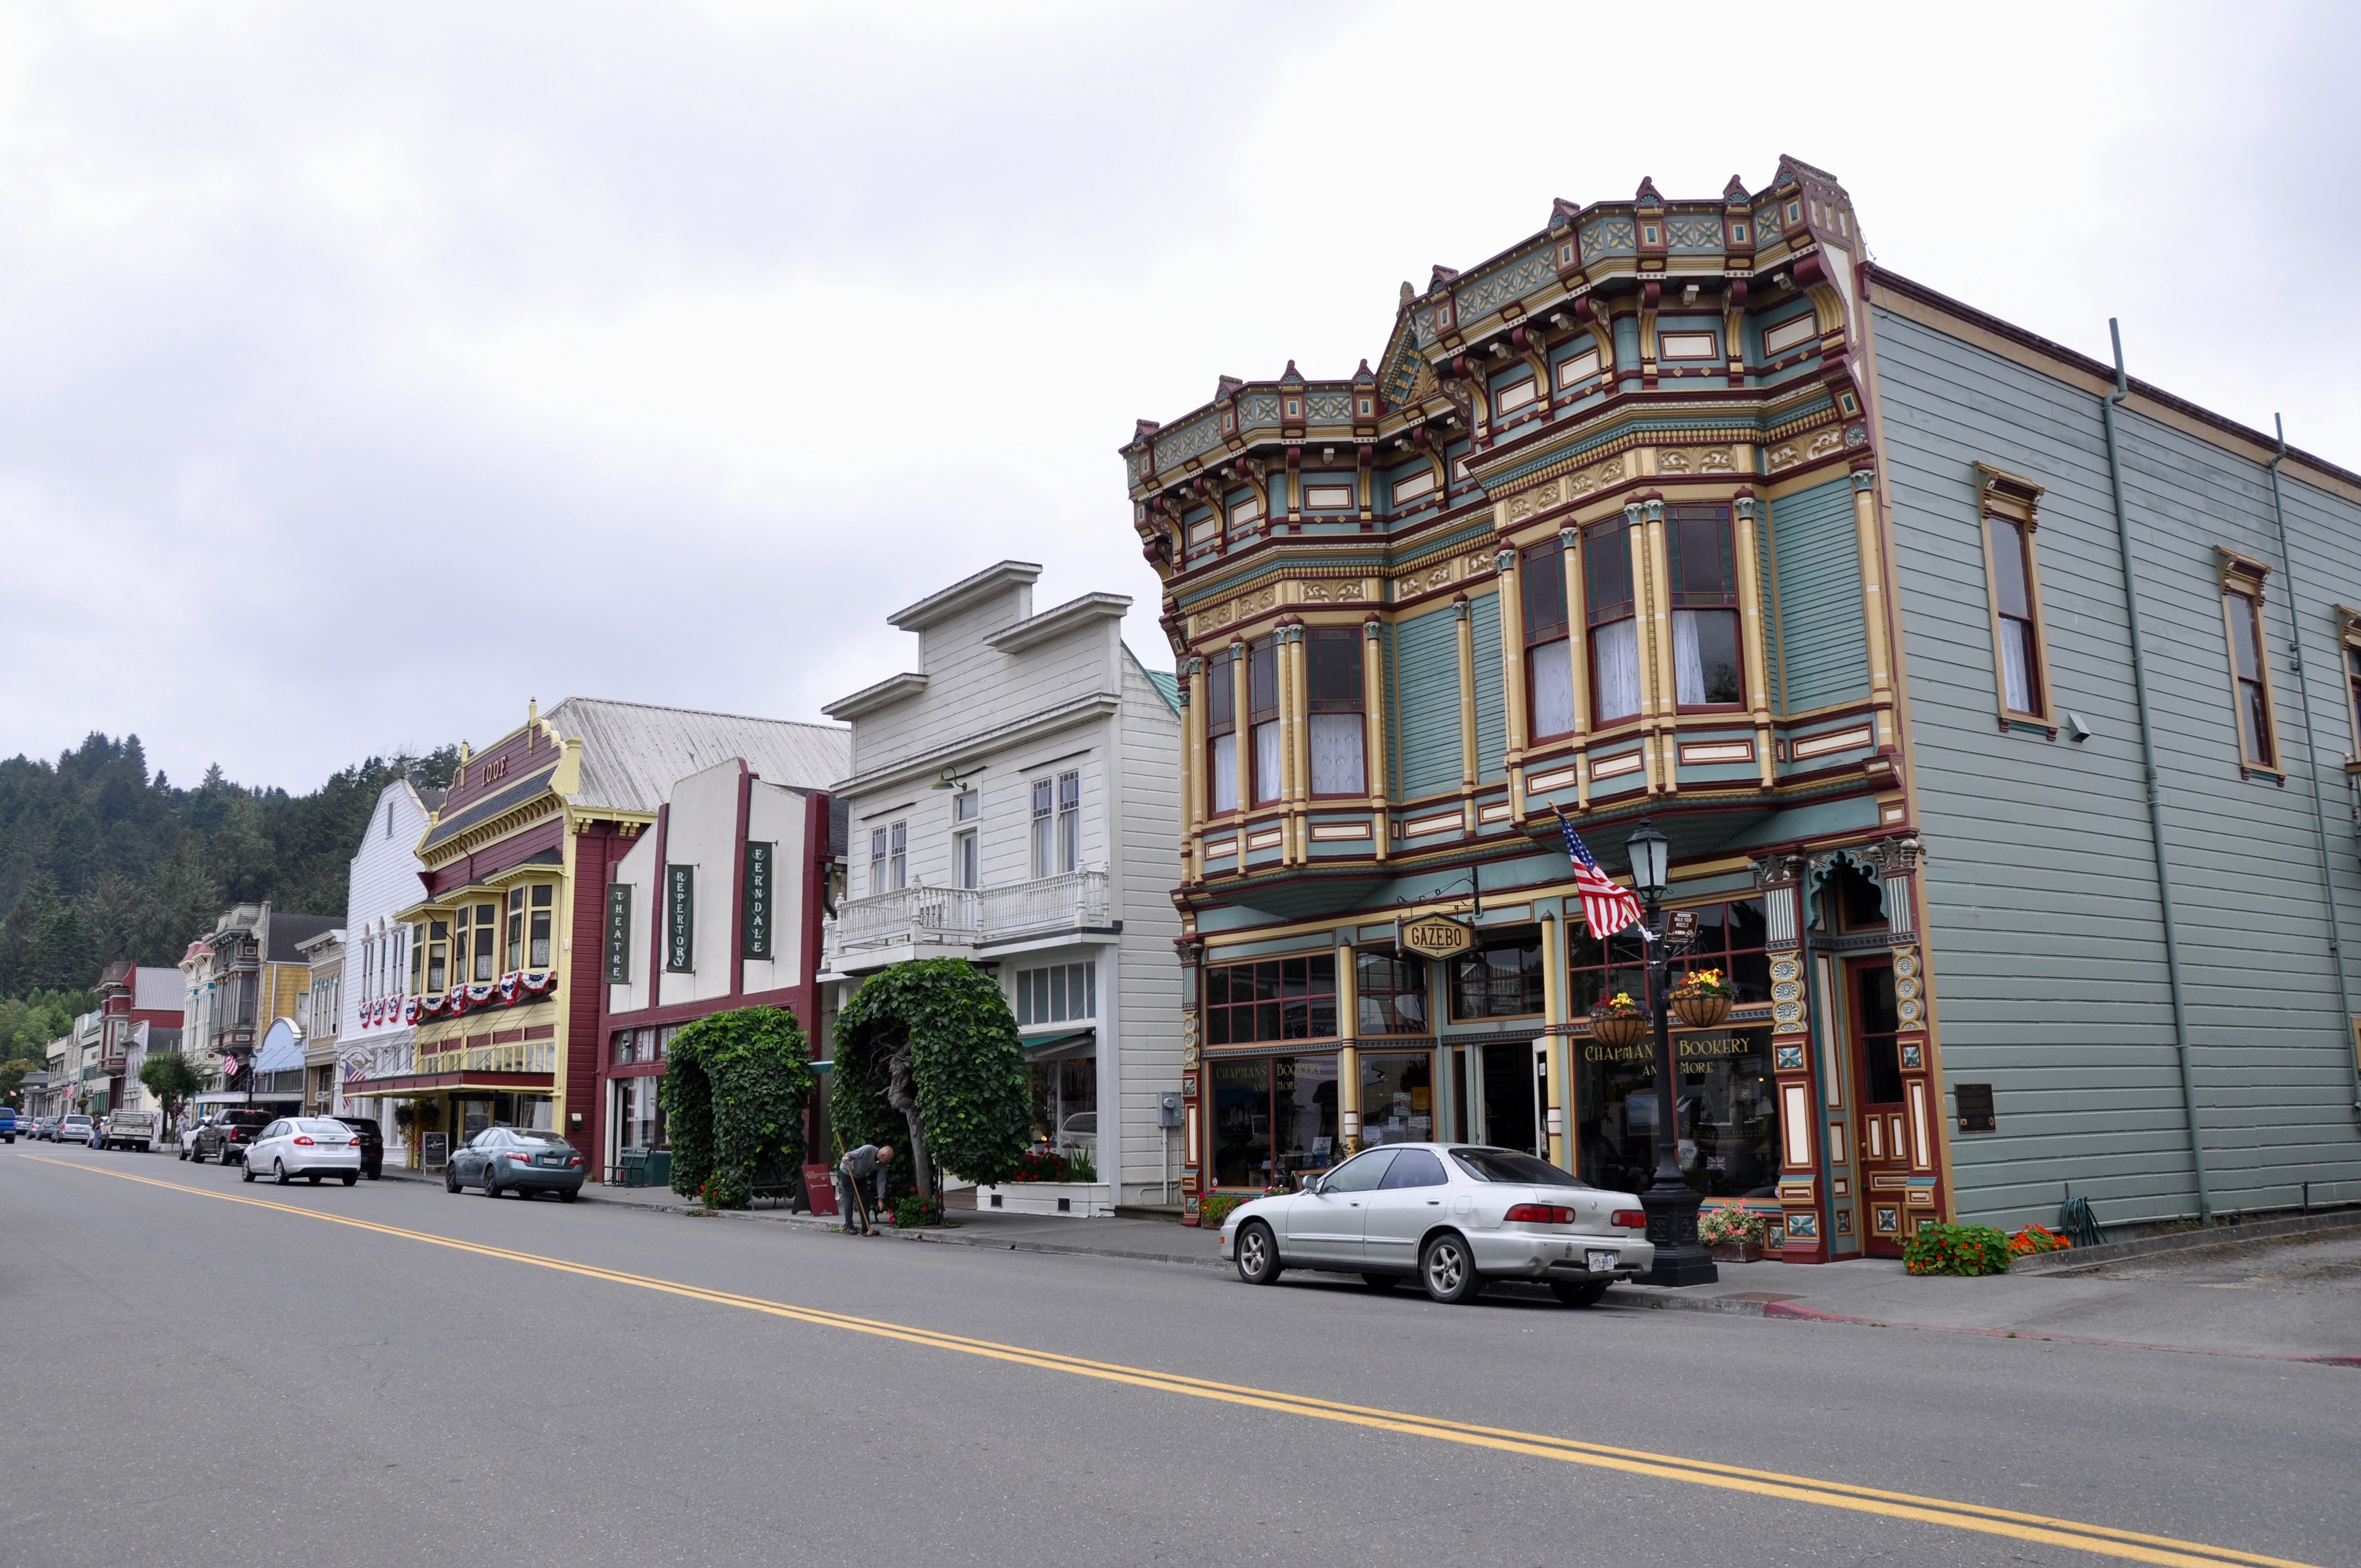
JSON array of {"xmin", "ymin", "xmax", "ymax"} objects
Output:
[
  {"xmin": 1770, "ymin": 478, "xmax": 1870, "ymax": 713},
  {"xmin": 1873, "ymin": 304, "xmax": 2361, "ymax": 1230},
  {"xmin": 1394, "ymin": 607, "xmax": 1462, "ymax": 800},
  {"xmin": 1754, "ymin": 503, "xmax": 1783, "ymax": 706},
  {"xmin": 1471, "ymin": 590, "xmax": 1507, "ymax": 783}
]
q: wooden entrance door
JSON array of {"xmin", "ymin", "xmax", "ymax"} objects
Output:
[{"xmin": 1848, "ymin": 960, "xmax": 1911, "ymax": 1256}]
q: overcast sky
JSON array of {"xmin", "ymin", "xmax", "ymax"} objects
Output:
[{"xmin": 3, "ymin": 1, "xmax": 2354, "ymax": 791}]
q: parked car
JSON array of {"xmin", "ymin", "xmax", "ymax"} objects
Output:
[
  {"xmin": 189, "ymin": 1109, "xmax": 276, "ymax": 1165},
  {"xmin": 334, "ymin": 1117, "xmax": 385, "ymax": 1180},
  {"xmin": 0, "ymin": 1107, "xmax": 16, "ymax": 1142},
  {"xmin": 55, "ymin": 1114, "xmax": 95, "ymax": 1146},
  {"xmin": 444, "ymin": 1127, "xmax": 586, "ymax": 1201},
  {"xmin": 100, "ymin": 1109, "xmax": 156, "ymax": 1152},
  {"xmin": 1217, "ymin": 1143, "xmax": 1655, "ymax": 1306},
  {"xmin": 34, "ymin": 1116, "xmax": 59, "ymax": 1141},
  {"xmin": 240, "ymin": 1117, "xmax": 362, "ymax": 1186}
]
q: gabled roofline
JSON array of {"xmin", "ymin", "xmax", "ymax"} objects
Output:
[
  {"xmin": 885, "ymin": 560, "xmax": 1041, "ymax": 631},
  {"xmin": 822, "ymin": 670, "xmax": 929, "ymax": 721},
  {"xmin": 987, "ymin": 592, "xmax": 1131, "ymax": 654}
]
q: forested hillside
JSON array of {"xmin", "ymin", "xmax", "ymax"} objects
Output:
[{"xmin": 0, "ymin": 733, "xmax": 458, "ymax": 999}]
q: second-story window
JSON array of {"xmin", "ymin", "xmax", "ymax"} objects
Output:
[
  {"xmin": 1206, "ymin": 651, "xmax": 1239, "ymax": 816},
  {"xmin": 507, "ymin": 889, "xmax": 526, "ymax": 972},
  {"xmin": 1522, "ymin": 541, "xmax": 1574, "ymax": 739},
  {"xmin": 1031, "ymin": 780, "xmax": 1054, "ymax": 877},
  {"xmin": 1669, "ymin": 504, "xmax": 1742, "ymax": 707},
  {"xmin": 528, "ymin": 884, "xmax": 553, "ymax": 968},
  {"xmin": 426, "ymin": 920, "xmax": 448, "ymax": 993},
  {"xmin": 472, "ymin": 903, "xmax": 497, "ymax": 982},
  {"xmin": 2220, "ymin": 556, "xmax": 2278, "ymax": 770},
  {"xmin": 1987, "ymin": 511, "xmax": 2046, "ymax": 717},
  {"xmin": 1307, "ymin": 629, "xmax": 1365, "ymax": 795},
  {"xmin": 2346, "ymin": 643, "xmax": 2361, "ymax": 759},
  {"xmin": 889, "ymin": 820, "xmax": 908, "ymax": 890},
  {"xmin": 953, "ymin": 790, "xmax": 979, "ymax": 890},
  {"xmin": 1057, "ymin": 770, "xmax": 1081, "ymax": 873},
  {"xmin": 869, "ymin": 827, "xmax": 886, "ymax": 896},
  {"xmin": 1586, "ymin": 518, "xmax": 1641, "ymax": 723},
  {"xmin": 1249, "ymin": 636, "xmax": 1282, "ymax": 805}
]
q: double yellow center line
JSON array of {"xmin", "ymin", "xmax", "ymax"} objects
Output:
[{"xmin": 30, "ymin": 1156, "xmax": 2318, "ymax": 1568}]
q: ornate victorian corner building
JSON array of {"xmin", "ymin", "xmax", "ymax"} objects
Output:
[{"xmin": 1127, "ymin": 157, "xmax": 2361, "ymax": 1255}]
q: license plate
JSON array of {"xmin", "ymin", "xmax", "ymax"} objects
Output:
[{"xmin": 1586, "ymin": 1249, "xmax": 1617, "ymax": 1274}]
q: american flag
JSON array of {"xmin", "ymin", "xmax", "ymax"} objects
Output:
[{"xmin": 1557, "ymin": 812, "xmax": 1647, "ymax": 940}]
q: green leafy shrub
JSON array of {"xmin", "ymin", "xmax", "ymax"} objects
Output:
[
  {"xmin": 1198, "ymin": 1193, "xmax": 1250, "ymax": 1229},
  {"xmin": 889, "ymin": 1193, "xmax": 945, "ymax": 1228},
  {"xmin": 833, "ymin": 959, "xmax": 1030, "ymax": 1196},
  {"xmin": 1064, "ymin": 1145, "xmax": 1097, "ymax": 1183},
  {"xmin": 661, "ymin": 1006, "xmax": 816, "ymax": 1208},
  {"xmin": 1903, "ymin": 1222, "xmax": 2014, "ymax": 1276}
]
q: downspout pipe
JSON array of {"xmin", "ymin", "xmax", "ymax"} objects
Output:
[
  {"xmin": 2262, "ymin": 415, "xmax": 2361, "ymax": 1117},
  {"xmin": 2102, "ymin": 320, "xmax": 2213, "ymax": 1221}
]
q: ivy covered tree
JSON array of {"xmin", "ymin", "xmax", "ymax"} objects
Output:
[
  {"xmin": 831, "ymin": 958, "xmax": 1030, "ymax": 1202},
  {"xmin": 138, "ymin": 1050, "xmax": 204, "ymax": 1137},
  {"xmin": 660, "ymin": 1005, "xmax": 818, "ymax": 1210}
]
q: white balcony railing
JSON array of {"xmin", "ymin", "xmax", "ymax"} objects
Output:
[{"xmin": 826, "ymin": 870, "xmax": 1110, "ymax": 963}]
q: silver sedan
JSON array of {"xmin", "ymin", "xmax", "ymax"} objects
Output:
[{"xmin": 1217, "ymin": 1143, "xmax": 1655, "ymax": 1305}]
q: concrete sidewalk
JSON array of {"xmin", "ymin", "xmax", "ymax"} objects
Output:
[{"xmin": 439, "ymin": 1171, "xmax": 2361, "ymax": 1364}]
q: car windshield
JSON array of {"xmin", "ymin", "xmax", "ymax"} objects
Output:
[
  {"xmin": 224, "ymin": 1112, "xmax": 273, "ymax": 1128},
  {"xmin": 1449, "ymin": 1148, "xmax": 1591, "ymax": 1188},
  {"xmin": 338, "ymin": 1120, "xmax": 379, "ymax": 1135},
  {"xmin": 62, "ymin": 1116, "xmax": 90, "ymax": 1126},
  {"xmin": 507, "ymin": 1132, "xmax": 568, "ymax": 1147}
]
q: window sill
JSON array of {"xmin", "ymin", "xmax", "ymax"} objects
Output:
[
  {"xmin": 1995, "ymin": 712, "xmax": 2058, "ymax": 740},
  {"xmin": 2238, "ymin": 763, "xmax": 2288, "ymax": 786}
]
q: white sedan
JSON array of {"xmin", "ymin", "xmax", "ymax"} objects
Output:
[
  {"xmin": 241, "ymin": 1117, "xmax": 363, "ymax": 1187},
  {"xmin": 1217, "ymin": 1143, "xmax": 1654, "ymax": 1305}
]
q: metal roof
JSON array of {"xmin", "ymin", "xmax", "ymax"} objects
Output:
[{"xmin": 543, "ymin": 697, "xmax": 850, "ymax": 814}]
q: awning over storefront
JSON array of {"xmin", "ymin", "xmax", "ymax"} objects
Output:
[
  {"xmin": 194, "ymin": 1090, "xmax": 301, "ymax": 1105},
  {"xmin": 342, "ymin": 1071, "xmax": 556, "ymax": 1098},
  {"xmin": 1022, "ymin": 1028, "xmax": 1096, "ymax": 1062}
]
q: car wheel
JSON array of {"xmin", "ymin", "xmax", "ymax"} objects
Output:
[
  {"xmin": 342, "ymin": 1174, "xmax": 357, "ymax": 1188},
  {"xmin": 241, "ymin": 1161, "xmax": 257, "ymax": 1183},
  {"xmin": 558, "ymin": 1189, "xmax": 578, "ymax": 1204},
  {"xmin": 1233, "ymin": 1221, "xmax": 1283, "ymax": 1286},
  {"xmin": 307, "ymin": 1174, "xmax": 321, "ymax": 1185},
  {"xmin": 274, "ymin": 1159, "xmax": 291, "ymax": 1186},
  {"xmin": 444, "ymin": 1168, "xmax": 461, "ymax": 1194},
  {"xmin": 1359, "ymin": 1273, "xmax": 1400, "ymax": 1291},
  {"xmin": 1551, "ymin": 1280, "xmax": 1610, "ymax": 1308},
  {"xmin": 483, "ymin": 1173, "xmax": 501, "ymax": 1199},
  {"xmin": 1420, "ymin": 1233, "xmax": 1482, "ymax": 1304}
]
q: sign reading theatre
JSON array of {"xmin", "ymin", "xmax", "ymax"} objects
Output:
[{"xmin": 604, "ymin": 885, "xmax": 633, "ymax": 983}]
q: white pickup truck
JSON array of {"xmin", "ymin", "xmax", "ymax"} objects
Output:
[{"xmin": 100, "ymin": 1109, "xmax": 156, "ymax": 1152}]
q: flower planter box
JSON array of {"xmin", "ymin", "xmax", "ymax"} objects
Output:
[
  {"xmin": 1709, "ymin": 1240, "xmax": 1764, "ymax": 1263},
  {"xmin": 974, "ymin": 1181, "xmax": 1116, "ymax": 1218}
]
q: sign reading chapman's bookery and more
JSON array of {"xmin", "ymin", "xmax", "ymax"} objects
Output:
[
  {"xmin": 665, "ymin": 864, "xmax": 695, "ymax": 973},
  {"xmin": 1575, "ymin": 1026, "xmax": 1779, "ymax": 1200},
  {"xmin": 742, "ymin": 841, "xmax": 774, "ymax": 960}
]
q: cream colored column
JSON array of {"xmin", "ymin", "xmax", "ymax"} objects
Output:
[
  {"xmin": 1733, "ymin": 498, "xmax": 1776, "ymax": 787},
  {"xmin": 1455, "ymin": 598, "xmax": 1477, "ymax": 830},
  {"xmin": 1852, "ymin": 467, "xmax": 1897, "ymax": 751},
  {"xmin": 1361, "ymin": 619, "xmax": 1389, "ymax": 857},
  {"xmin": 1626, "ymin": 502, "xmax": 1663, "ymax": 793},
  {"xmin": 1336, "ymin": 938, "xmax": 1360, "ymax": 1157},
  {"xmin": 1540, "ymin": 912, "xmax": 1568, "ymax": 1169}
]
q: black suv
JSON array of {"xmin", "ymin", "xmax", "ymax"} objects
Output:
[
  {"xmin": 335, "ymin": 1117, "xmax": 385, "ymax": 1179},
  {"xmin": 190, "ymin": 1109, "xmax": 276, "ymax": 1166}
]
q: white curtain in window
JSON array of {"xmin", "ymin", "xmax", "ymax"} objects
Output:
[
  {"xmin": 1530, "ymin": 638, "xmax": 1574, "ymax": 737},
  {"xmin": 1999, "ymin": 622, "xmax": 2033, "ymax": 712},
  {"xmin": 1254, "ymin": 720, "xmax": 1283, "ymax": 804},
  {"xmin": 1673, "ymin": 611, "xmax": 1705, "ymax": 706},
  {"xmin": 1309, "ymin": 714, "xmax": 1366, "ymax": 795},
  {"xmin": 1210, "ymin": 733, "xmax": 1239, "ymax": 814},
  {"xmin": 1594, "ymin": 620, "xmax": 1641, "ymax": 721}
]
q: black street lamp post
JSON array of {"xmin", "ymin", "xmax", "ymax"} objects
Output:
[{"xmin": 1625, "ymin": 819, "xmax": 1718, "ymax": 1287}]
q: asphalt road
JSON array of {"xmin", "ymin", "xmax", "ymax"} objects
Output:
[{"xmin": 3, "ymin": 1142, "xmax": 2352, "ymax": 1568}]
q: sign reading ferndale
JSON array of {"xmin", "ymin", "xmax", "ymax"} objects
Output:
[
  {"xmin": 604, "ymin": 884, "xmax": 633, "ymax": 984},
  {"xmin": 665, "ymin": 864, "xmax": 695, "ymax": 973},
  {"xmin": 1399, "ymin": 915, "xmax": 1472, "ymax": 960},
  {"xmin": 742, "ymin": 841, "xmax": 774, "ymax": 960}
]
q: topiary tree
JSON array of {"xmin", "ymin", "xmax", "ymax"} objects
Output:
[
  {"xmin": 831, "ymin": 958, "xmax": 1030, "ymax": 1202},
  {"xmin": 660, "ymin": 1006, "xmax": 817, "ymax": 1209},
  {"xmin": 139, "ymin": 1050, "xmax": 204, "ymax": 1141}
]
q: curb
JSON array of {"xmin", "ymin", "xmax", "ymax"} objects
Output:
[{"xmin": 2009, "ymin": 1206, "xmax": 2361, "ymax": 1274}]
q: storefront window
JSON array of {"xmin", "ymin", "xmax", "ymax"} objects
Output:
[
  {"xmin": 618, "ymin": 1075, "xmax": 665, "ymax": 1149},
  {"xmin": 1204, "ymin": 954, "xmax": 1337, "ymax": 1044},
  {"xmin": 1354, "ymin": 949, "xmax": 1428, "ymax": 1035},
  {"xmin": 1576, "ymin": 1026, "xmax": 1778, "ymax": 1199},
  {"xmin": 1207, "ymin": 1053, "xmax": 1337, "ymax": 1189},
  {"xmin": 1359, "ymin": 1052, "xmax": 1433, "ymax": 1146},
  {"xmin": 1450, "ymin": 938, "xmax": 1544, "ymax": 1020},
  {"xmin": 1027, "ymin": 1053, "xmax": 1098, "ymax": 1149},
  {"xmin": 1564, "ymin": 897, "xmax": 1770, "ymax": 1014}
]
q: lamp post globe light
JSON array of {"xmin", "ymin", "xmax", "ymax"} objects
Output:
[{"xmin": 1624, "ymin": 819, "xmax": 1718, "ymax": 1287}]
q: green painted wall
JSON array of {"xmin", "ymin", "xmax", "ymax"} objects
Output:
[
  {"xmin": 1771, "ymin": 477, "xmax": 1870, "ymax": 713},
  {"xmin": 1395, "ymin": 606, "xmax": 1461, "ymax": 801},
  {"xmin": 1471, "ymin": 590, "xmax": 1506, "ymax": 783},
  {"xmin": 1874, "ymin": 303, "xmax": 2361, "ymax": 1231}
]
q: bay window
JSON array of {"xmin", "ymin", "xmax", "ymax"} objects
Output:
[
  {"xmin": 1522, "ymin": 541, "xmax": 1575, "ymax": 739},
  {"xmin": 425, "ymin": 919, "xmax": 448, "ymax": 993},
  {"xmin": 1249, "ymin": 636, "xmax": 1282, "ymax": 805},
  {"xmin": 1206, "ymin": 649, "xmax": 1239, "ymax": 816},
  {"xmin": 470, "ymin": 903, "xmax": 497, "ymax": 982},
  {"xmin": 1586, "ymin": 519, "xmax": 1641, "ymax": 723},
  {"xmin": 1306, "ymin": 629, "xmax": 1366, "ymax": 796},
  {"xmin": 1669, "ymin": 503, "xmax": 1743, "ymax": 707}
]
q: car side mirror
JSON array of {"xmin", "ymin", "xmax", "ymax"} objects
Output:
[{"xmin": 1306, "ymin": 1176, "xmax": 1326, "ymax": 1197}]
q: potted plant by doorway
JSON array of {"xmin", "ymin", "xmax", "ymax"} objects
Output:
[
  {"xmin": 1669, "ymin": 967, "xmax": 1735, "ymax": 1030},
  {"xmin": 1699, "ymin": 1204, "xmax": 1767, "ymax": 1262},
  {"xmin": 1589, "ymin": 992, "xmax": 1650, "ymax": 1049}
]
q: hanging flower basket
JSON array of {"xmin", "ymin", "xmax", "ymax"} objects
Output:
[
  {"xmin": 1669, "ymin": 967, "xmax": 1736, "ymax": 1030},
  {"xmin": 1590, "ymin": 993, "xmax": 1651, "ymax": 1049}
]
